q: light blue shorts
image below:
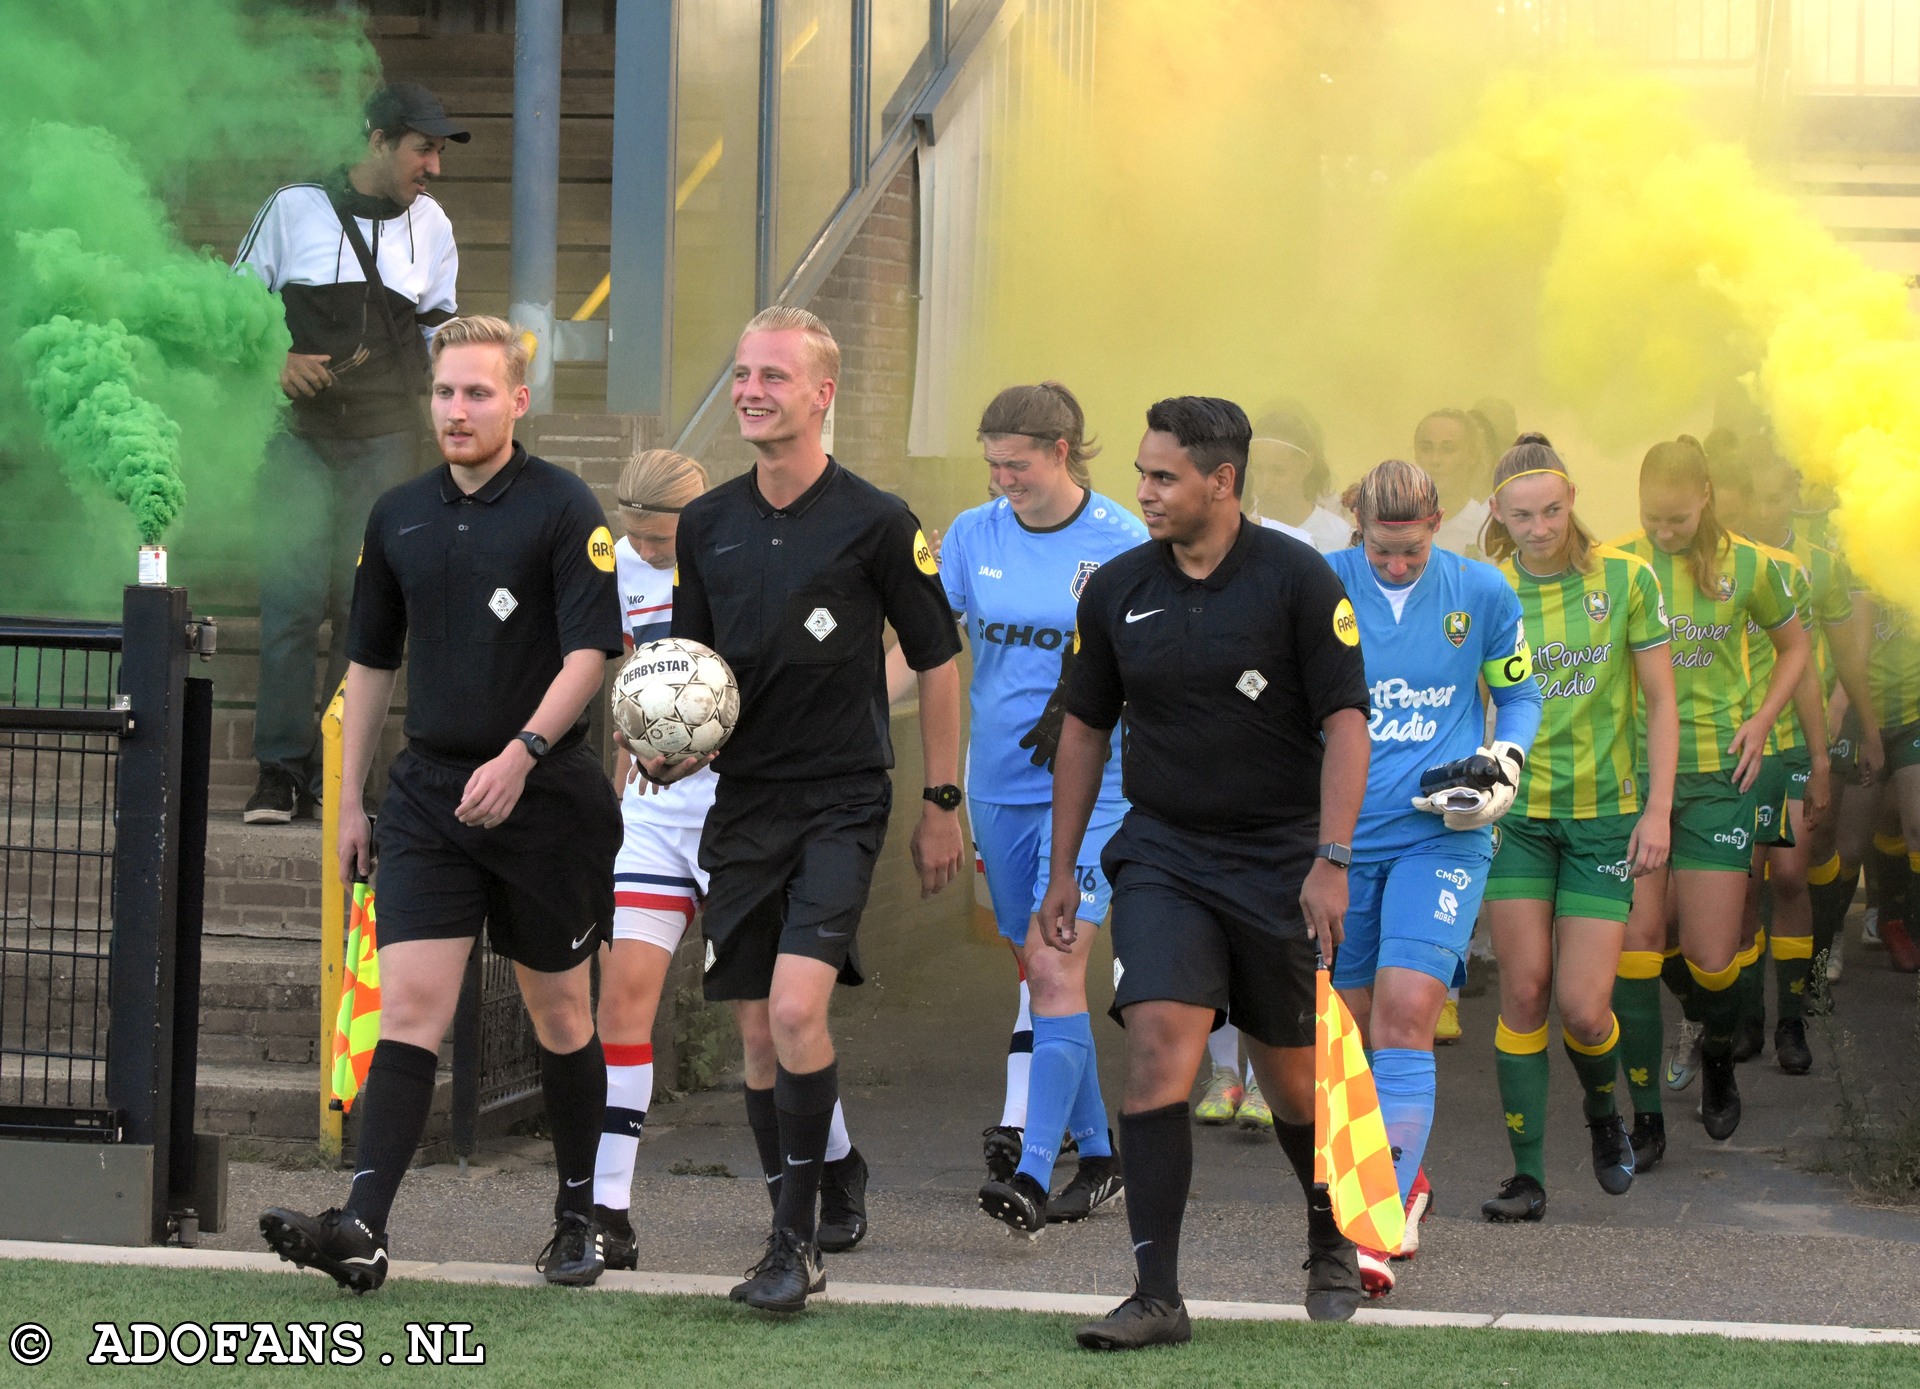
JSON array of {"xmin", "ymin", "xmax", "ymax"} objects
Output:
[
  {"xmin": 970, "ymin": 799, "xmax": 1124, "ymax": 946},
  {"xmin": 1332, "ymin": 838, "xmax": 1492, "ymax": 990}
]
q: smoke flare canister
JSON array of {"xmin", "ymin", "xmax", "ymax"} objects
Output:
[{"xmin": 138, "ymin": 545, "xmax": 168, "ymax": 586}]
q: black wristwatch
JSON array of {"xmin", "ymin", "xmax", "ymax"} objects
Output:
[
  {"xmin": 515, "ymin": 730, "xmax": 550, "ymax": 761},
  {"xmin": 923, "ymin": 784, "xmax": 963, "ymax": 812},
  {"xmin": 1314, "ymin": 842, "xmax": 1352, "ymax": 869}
]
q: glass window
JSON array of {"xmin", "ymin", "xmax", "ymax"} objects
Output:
[
  {"xmin": 776, "ymin": 0, "xmax": 854, "ymax": 285},
  {"xmin": 870, "ymin": 0, "xmax": 932, "ymax": 151},
  {"xmin": 671, "ymin": 0, "xmax": 763, "ymax": 429}
]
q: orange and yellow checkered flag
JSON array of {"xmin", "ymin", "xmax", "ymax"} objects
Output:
[
  {"xmin": 1313, "ymin": 966, "xmax": 1406, "ymax": 1254},
  {"xmin": 329, "ymin": 881, "xmax": 381, "ymax": 1114}
]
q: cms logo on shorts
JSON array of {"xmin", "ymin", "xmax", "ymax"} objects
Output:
[
  {"xmin": 1598, "ymin": 859, "xmax": 1632, "ymax": 881},
  {"xmin": 1434, "ymin": 866, "xmax": 1473, "ymax": 890},
  {"xmin": 1435, "ymin": 889, "xmax": 1459, "ymax": 925},
  {"xmin": 1713, "ymin": 826, "xmax": 1751, "ymax": 851},
  {"xmin": 1756, "ymin": 803, "xmax": 1775, "ymax": 830}
]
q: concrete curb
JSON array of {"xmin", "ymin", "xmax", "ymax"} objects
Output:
[{"xmin": 5, "ymin": 1239, "xmax": 1917, "ymax": 1346}]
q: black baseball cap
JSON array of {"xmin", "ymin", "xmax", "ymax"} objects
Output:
[{"xmin": 364, "ymin": 82, "xmax": 471, "ymax": 143}]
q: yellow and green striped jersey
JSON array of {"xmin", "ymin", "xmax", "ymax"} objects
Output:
[
  {"xmin": 1500, "ymin": 544, "xmax": 1669, "ymax": 819},
  {"xmin": 1612, "ymin": 529, "xmax": 1796, "ymax": 775},
  {"xmin": 1784, "ymin": 530, "xmax": 1854, "ymax": 698},
  {"xmin": 1871, "ymin": 605, "xmax": 1920, "ymax": 728},
  {"xmin": 1745, "ymin": 540, "xmax": 1813, "ymax": 755}
]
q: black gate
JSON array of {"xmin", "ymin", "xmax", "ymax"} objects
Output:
[{"xmin": 0, "ymin": 586, "xmax": 215, "ymax": 1243}]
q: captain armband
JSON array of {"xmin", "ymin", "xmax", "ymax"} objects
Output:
[{"xmin": 1483, "ymin": 637, "xmax": 1533, "ymax": 690}]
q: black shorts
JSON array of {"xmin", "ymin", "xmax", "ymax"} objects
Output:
[
  {"xmin": 1101, "ymin": 811, "xmax": 1319, "ymax": 1049},
  {"xmin": 697, "ymin": 771, "xmax": 892, "ymax": 1001},
  {"xmin": 373, "ymin": 743, "xmax": 622, "ymax": 973}
]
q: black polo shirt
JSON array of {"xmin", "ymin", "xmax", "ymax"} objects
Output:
[
  {"xmin": 1064, "ymin": 518, "xmax": 1369, "ymax": 832},
  {"xmin": 671, "ymin": 457, "xmax": 961, "ymax": 782},
  {"xmin": 348, "ymin": 442, "xmax": 624, "ymax": 763}
]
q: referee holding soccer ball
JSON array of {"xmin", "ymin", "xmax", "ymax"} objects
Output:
[
  {"xmin": 1044, "ymin": 396, "xmax": 1372, "ymax": 1349},
  {"xmin": 644, "ymin": 306, "xmax": 964, "ymax": 1315}
]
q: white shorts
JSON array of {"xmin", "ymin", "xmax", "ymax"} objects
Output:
[{"xmin": 613, "ymin": 806, "xmax": 709, "ymax": 952}]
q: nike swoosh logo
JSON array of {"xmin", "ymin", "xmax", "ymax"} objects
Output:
[
  {"xmin": 1132, "ymin": 1239, "xmax": 1152, "ymax": 1252},
  {"xmin": 566, "ymin": 1177, "xmax": 590, "ymax": 1188},
  {"xmin": 817, "ymin": 928, "xmax": 850, "ymax": 940},
  {"xmin": 786, "ymin": 1155, "xmax": 814, "ymax": 1166},
  {"xmin": 1124, "ymin": 608, "xmax": 1164, "ymax": 623},
  {"xmin": 714, "ymin": 542, "xmax": 744, "ymax": 555},
  {"xmin": 765, "ymin": 1173, "xmax": 781, "ymax": 1185},
  {"xmin": 570, "ymin": 927, "xmax": 598, "ymax": 950},
  {"xmin": 399, "ymin": 522, "xmax": 430, "ymax": 536},
  {"xmin": 352, "ymin": 1170, "xmax": 374, "ymax": 1182}
]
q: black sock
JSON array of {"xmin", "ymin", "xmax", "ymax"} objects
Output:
[
  {"xmin": 771, "ymin": 1062, "xmax": 839, "ymax": 1241},
  {"xmin": 1809, "ymin": 863, "xmax": 1860, "ymax": 962},
  {"xmin": 1118, "ymin": 1102, "xmax": 1191, "ymax": 1303},
  {"xmin": 1273, "ymin": 1118, "xmax": 1316, "ymax": 1198},
  {"xmin": 1659, "ymin": 951, "xmax": 1699, "ymax": 1021},
  {"xmin": 343, "ymin": 1040, "xmax": 438, "ymax": 1234},
  {"xmin": 541, "ymin": 1036, "xmax": 606, "ymax": 1219},
  {"xmin": 744, "ymin": 1085, "xmax": 783, "ymax": 1209}
]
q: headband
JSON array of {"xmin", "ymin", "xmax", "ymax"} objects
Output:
[
  {"xmin": 1250, "ymin": 436, "xmax": 1311, "ymax": 458},
  {"xmin": 1372, "ymin": 512, "xmax": 1442, "ymax": 526},
  {"xmin": 1491, "ymin": 467, "xmax": 1569, "ymax": 498},
  {"xmin": 618, "ymin": 500, "xmax": 685, "ymax": 516}
]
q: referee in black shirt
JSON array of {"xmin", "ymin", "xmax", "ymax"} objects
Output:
[
  {"xmin": 261, "ymin": 316, "xmax": 624, "ymax": 1291},
  {"xmin": 1044, "ymin": 397, "xmax": 1372, "ymax": 1348},
  {"xmin": 643, "ymin": 306, "xmax": 963, "ymax": 1313}
]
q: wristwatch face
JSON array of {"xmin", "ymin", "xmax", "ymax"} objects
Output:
[
  {"xmin": 519, "ymin": 731, "xmax": 549, "ymax": 758},
  {"xmin": 925, "ymin": 784, "xmax": 962, "ymax": 810},
  {"xmin": 1317, "ymin": 842, "xmax": 1351, "ymax": 868}
]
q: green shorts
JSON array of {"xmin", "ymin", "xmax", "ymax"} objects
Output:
[
  {"xmin": 1888, "ymin": 718, "xmax": 1920, "ymax": 774},
  {"xmin": 1667, "ymin": 770, "xmax": 1761, "ymax": 872},
  {"xmin": 1486, "ymin": 813, "xmax": 1637, "ymax": 923},
  {"xmin": 1752, "ymin": 749, "xmax": 1808, "ymax": 847}
]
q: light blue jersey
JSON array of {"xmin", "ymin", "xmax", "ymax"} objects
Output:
[
  {"xmin": 943, "ymin": 491, "xmax": 1147, "ymax": 806},
  {"xmin": 1325, "ymin": 546, "xmax": 1541, "ymax": 862}
]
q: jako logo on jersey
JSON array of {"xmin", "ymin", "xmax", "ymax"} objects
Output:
[
  {"xmin": 1368, "ymin": 679, "xmax": 1456, "ymax": 742},
  {"xmin": 1435, "ymin": 866, "xmax": 1473, "ymax": 889},
  {"xmin": 1713, "ymin": 827, "xmax": 1751, "ymax": 850},
  {"xmin": 588, "ymin": 525, "xmax": 617, "ymax": 573},
  {"xmin": 1071, "ymin": 559, "xmax": 1100, "ymax": 601},
  {"xmin": 1584, "ymin": 589, "xmax": 1611, "ymax": 622},
  {"xmin": 1443, "ymin": 611, "xmax": 1472, "ymax": 647},
  {"xmin": 977, "ymin": 565, "xmax": 1003, "ymax": 580},
  {"xmin": 976, "ymin": 619, "xmax": 1071, "ymax": 650},
  {"xmin": 1332, "ymin": 598, "xmax": 1360, "ymax": 647},
  {"xmin": 1435, "ymin": 889, "xmax": 1459, "ymax": 925}
]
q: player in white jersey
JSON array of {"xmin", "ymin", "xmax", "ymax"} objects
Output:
[
  {"xmin": 1324, "ymin": 459, "xmax": 1543, "ymax": 1297},
  {"xmin": 592, "ymin": 449, "xmax": 865, "ymax": 1266},
  {"xmin": 938, "ymin": 384, "xmax": 1148, "ymax": 1233}
]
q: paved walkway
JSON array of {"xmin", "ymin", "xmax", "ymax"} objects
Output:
[{"xmin": 208, "ymin": 898, "xmax": 1920, "ymax": 1330}]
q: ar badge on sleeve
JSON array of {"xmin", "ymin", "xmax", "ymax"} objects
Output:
[
  {"xmin": 489, "ymin": 588, "xmax": 518, "ymax": 621},
  {"xmin": 1236, "ymin": 669, "xmax": 1268, "ymax": 700}
]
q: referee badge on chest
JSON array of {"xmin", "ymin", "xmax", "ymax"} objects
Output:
[
  {"xmin": 1584, "ymin": 590, "xmax": 1611, "ymax": 623},
  {"xmin": 804, "ymin": 607, "xmax": 838, "ymax": 641},
  {"xmin": 1236, "ymin": 669, "xmax": 1268, "ymax": 700},
  {"xmin": 488, "ymin": 588, "xmax": 518, "ymax": 621},
  {"xmin": 1443, "ymin": 611, "xmax": 1471, "ymax": 647}
]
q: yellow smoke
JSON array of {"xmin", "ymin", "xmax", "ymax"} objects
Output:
[{"xmin": 972, "ymin": 1, "xmax": 1920, "ymax": 608}]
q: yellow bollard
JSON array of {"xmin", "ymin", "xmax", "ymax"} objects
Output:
[{"xmin": 317, "ymin": 679, "xmax": 347, "ymax": 1163}]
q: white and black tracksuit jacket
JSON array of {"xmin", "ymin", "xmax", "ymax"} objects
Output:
[{"xmin": 234, "ymin": 173, "xmax": 459, "ymax": 439}]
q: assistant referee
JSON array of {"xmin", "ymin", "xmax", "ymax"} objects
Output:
[
  {"xmin": 1044, "ymin": 396, "xmax": 1372, "ymax": 1349},
  {"xmin": 649, "ymin": 306, "xmax": 964, "ymax": 1314},
  {"xmin": 261, "ymin": 316, "xmax": 624, "ymax": 1293}
]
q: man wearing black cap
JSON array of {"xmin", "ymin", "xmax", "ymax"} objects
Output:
[{"xmin": 236, "ymin": 82, "xmax": 469, "ymax": 823}]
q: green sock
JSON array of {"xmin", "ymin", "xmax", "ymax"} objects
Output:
[
  {"xmin": 1772, "ymin": 937, "xmax": 1813, "ymax": 1022},
  {"xmin": 1659, "ymin": 951, "xmax": 1700, "ymax": 1022},
  {"xmin": 1807, "ymin": 860, "xmax": 1858, "ymax": 963},
  {"xmin": 1690, "ymin": 957, "xmax": 1743, "ymax": 1057},
  {"xmin": 1495, "ymin": 1018, "xmax": 1550, "ymax": 1184},
  {"xmin": 1563, "ymin": 1018, "xmax": 1623, "ymax": 1122},
  {"xmin": 1611, "ymin": 964, "xmax": 1664, "ymax": 1118}
]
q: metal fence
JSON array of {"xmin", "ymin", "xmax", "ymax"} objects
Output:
[{"xmin": 0, "ymin": 587, "xmax": 214, "ymax": 1243}]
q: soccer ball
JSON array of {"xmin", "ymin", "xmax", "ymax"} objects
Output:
[{"xmin": 611, "ymin": 638, "xmax": 740, "ymax": 759}]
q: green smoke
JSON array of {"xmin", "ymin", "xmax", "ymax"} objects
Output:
[{"xmin": 0, "ymin": 0, "xmax": 377, "ymax": 594}]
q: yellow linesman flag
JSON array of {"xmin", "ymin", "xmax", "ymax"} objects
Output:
[
  {"xmin": 1313, "ymin": 966, "xmax": 1406, "ymax": 1254},
  {"xmin": 329, "ymin": 881, "xmax": 382, "ymax": 1113}
]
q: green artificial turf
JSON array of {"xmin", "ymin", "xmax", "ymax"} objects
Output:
[{"xmin": 2, "ymin": 1259, "xmax": 1917, "ymax": 1388}]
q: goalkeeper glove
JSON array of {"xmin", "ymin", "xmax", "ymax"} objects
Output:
[{"xmin": 1411, "ymin": 740, "xmax": 1526, "ymax": 830}]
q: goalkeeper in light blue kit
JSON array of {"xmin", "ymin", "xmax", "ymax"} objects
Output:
[
  {"xmin": 939, "ymin": 383, "xmax": 1148, "ymax": 1233},
  {"xmin": 1324, "ymin": 459, "xmax": 1542, "ymax": 1298}
]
